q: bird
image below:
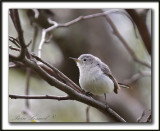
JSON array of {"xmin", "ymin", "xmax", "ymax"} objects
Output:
[{"xmin": 70, "ymin": 54, "xmax": 129, "ymax": 97}]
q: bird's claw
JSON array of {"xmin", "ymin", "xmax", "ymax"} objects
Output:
[
  {"xmin": 105, "ymin": 103, "xmax": 109, "ymax": 109},
  {"xmin": 82, "ymin": 90, "xmax": 93, "ymax": 97}
]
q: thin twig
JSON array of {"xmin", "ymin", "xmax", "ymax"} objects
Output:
[
  {"xmin": 137, "ymin": 109, "xmax": 151, "ymax": 122},
  {"xmin": 9, "ymin": 94, "xmax": 70, "ymax": 100},
  {"xmin": 9, "ymin": 62, "xmax": 16, "ymax": 68},
  {"xmin": 25, "ymin": 69, "xmax": 31, "ymax": 108},
  {"xmin": 9, "ymin": 36, "xmax": 20, "ymax": 48},
  {"xmin": 32, "ymin": 9, "xmax": 39, "ymax": 19},
  {"xmin": 44, "ymin": 34, "xmax": 53, "ymax": 43},
  {"xmin": 123, "ymin": 71, "xmax": 151, "ymax": 84},
  {"xmin": 26, "ymin": 40, "xmax": 32, "ymax": 47},
  {"xmin": 86, "ymin": 106, "xmax": 90, "ymax": 122},
  {"xmin": 9, "ymin": 45, "xmax": 20, "ymax": 51},
  {"xmin": 9, "ymin": 61, "xmax": 25, "ymax": 68},
  {"xmin": 38, "ymin": 19, "xmax": 58, "ymax": 58}
]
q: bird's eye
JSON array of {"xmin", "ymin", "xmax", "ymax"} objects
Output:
[{"xmin": 83, "ymin": 59, "xmax": 86, "ymax": 61}]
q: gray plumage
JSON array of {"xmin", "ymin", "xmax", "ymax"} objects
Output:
[{"xmin": 70, "ymin": 54, "xmax": 128, "ymax": 95}]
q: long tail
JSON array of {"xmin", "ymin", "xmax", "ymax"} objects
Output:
[{"xmin": 118, "ymin": 83, "xmax": 130, "ymax": 88}]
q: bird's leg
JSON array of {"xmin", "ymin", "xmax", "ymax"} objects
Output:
[
  {"xmin": 104, "ymin": 93, "xmax": 109, "ymax": 109},
  {"xmin": 104, "ymin": 93, "xmax": 106, "ymax": 102}
]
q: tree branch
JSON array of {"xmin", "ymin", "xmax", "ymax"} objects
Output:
[
  {"xmin": 32, "ymin": 54, "xmax": 83, "ymax": 93},
  {"xmin": 9, "ymin": 94, "xmax": 70, "ymax": 100},
  {"xmin": 9, "ymin": 9, "xmax": 28, "ymax": 60},
  {"xmin": 126, "ymin": 9, "xmax": 151, "ymax": 55},
  {"xmin": 123, "ymin": 71, "xmax": 151, "ymax": 84},
  {"xmin": 9, "ymin": 53, "xmax": 126, "ymax": 122},
  {"xmin": 137, "ymin": 109, "xmax": 151, "ymax": 122},
  {"xmin": 102, "ymin": 10, "xmax": 151, "ymax": 68},
  {"xmin": 9, "ymin": 44, "xmax": 82, "ymax": 93},
  {"xmin": 9, "ymin": 36, "xmax": 20, "ymax": 48},
  {"xmin": 38, "ymin": 9, "xmax": 130, "ymax": 58},
  {"xmin": 86, "ymin": 106, "xmax": 90, "ymax": 122},
  {"xmin": 32, "ymin": 9, "xmax": 39, "ymax": 19}
]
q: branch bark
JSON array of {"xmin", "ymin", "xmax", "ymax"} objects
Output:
[
  {"xmin": 9, "ymin": 9, "xmax": 28, "ymax": 60},
  {"xmin": 9, "ymin": 94, "xmax": 70, "ymax": 100}
]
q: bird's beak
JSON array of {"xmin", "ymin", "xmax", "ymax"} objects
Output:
[{"xmin": 69, "ymin": 57, "xmax": 81, "ymax": 63}]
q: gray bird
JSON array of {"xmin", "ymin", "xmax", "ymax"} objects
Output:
[{"xmin": 70, "ymin": 54, "xmax": 129, "ymax": 96}]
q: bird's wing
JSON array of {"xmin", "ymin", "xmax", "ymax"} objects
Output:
[{"xmin": 100, "ymin": 62, "xmax": 120, "ymax": 94}]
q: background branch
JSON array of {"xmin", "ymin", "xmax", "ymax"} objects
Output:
[
  {"xmin": 86, "ymin": 106, "xmax": 90, "ymax": 122},
  {"xmin": 123, "ymin": 71, "xmax": 151, "ymax": 84},
  {"xmin": 137, "ymin": 109, "xmax": 151, "ymax": 122},
  {"xmin": 102, "ymin": 10, "xmax": 151, "ymax": 68},
  {"xmin": 38, "ymin": 9, "xmax": 132, "ymax": 59},
  {"xmin": 24, "ymin": 15, "xmax": 38, "ymax": 108},
  {"xmin": 126, "ymin": 9, "xmax": 151, "ymax": 55}
]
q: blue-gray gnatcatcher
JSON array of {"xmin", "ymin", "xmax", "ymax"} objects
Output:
[{"xmin": 70, "ymin": 54, "xmax": 129, "ymax": 95}]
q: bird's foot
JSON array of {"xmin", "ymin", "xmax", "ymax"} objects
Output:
[
  {"xmin": 105, "ymin": 103, "xmax": 109, "ymax": 110},
  {"xmin": 82, "ymin": 90, "xmax": 93, "ymax": 97}
]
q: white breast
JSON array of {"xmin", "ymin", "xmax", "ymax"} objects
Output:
[{"xmin": 79, "ymin": 66, "xmax": 114, "ymax": 95}]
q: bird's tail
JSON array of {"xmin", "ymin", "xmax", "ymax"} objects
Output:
[{"xmin": 118, "ymin": 83, "xmax": 130, "ymax": 88}]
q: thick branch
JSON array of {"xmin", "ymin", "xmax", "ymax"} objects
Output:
[{"xmin": 32, "ymin": 54, "xmax": 83, "ymax": 93}]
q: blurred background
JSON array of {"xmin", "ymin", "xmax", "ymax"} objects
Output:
[{"xmin": 9, "ymin": 9, "xmax": 151, "ymax": 122}]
